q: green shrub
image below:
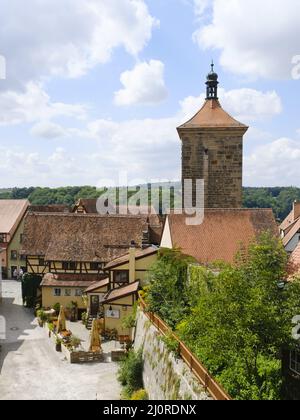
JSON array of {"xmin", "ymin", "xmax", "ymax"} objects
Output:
[
  {"xmin": 53, "ymin": 303, "xmax": 60, "ymax": 315},
  {"xmin": 118, "ymin": 349, "xmax": 144, "ymax": 398},
  {"xmin": 37, "ymin": 309, "xmax": 48, "ymax": 323},
  {"xmin": 161, "ymin": 332, "xmax": 180, "ymax": 358},
  {"xmin": 131, "ymin": 389, "xmax": 148, "ymax": 400},
  {"xmin": 48, "ymin": 322, "xmax": 54, "ymax": 332},
  {"xmin": 70, "ymin": 335, "xmax": 82, "ymax": 350},
  {"xmin": 81, "ymin": 312, "xmax": 88, "ymax": 326}
]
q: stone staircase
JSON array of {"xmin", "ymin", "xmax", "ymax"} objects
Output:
[{"xmin": 86, "ymin": 313, "xmax": 102, "ymax": 330}]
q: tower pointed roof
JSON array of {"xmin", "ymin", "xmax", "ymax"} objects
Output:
[
  {"xmin": 178, "ymin": 64, "xmax": 248, "ymax": 131},
  {"xmin": 178, "ymin": 98, "xmax": 248, "ymax": 129}
]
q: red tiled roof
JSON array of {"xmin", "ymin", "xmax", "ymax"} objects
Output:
[
  {"xmin": 41, "ymin": 273, "xmax": 101, "ymax": 288},
  {"xmin": 167, "ymin": 209, "xmax": 278, "ymax": 264},
  {"xmin": 279, "ymin": 209, "xmax": 295, "ymax": 232},
  {"xmin": 288, "ymin": 243, "xmax": 300, "ymax": 278},
  {"xmin": 105, "ymin": 246, "xmax": 158, "ymax": 269},
  {"xmin": 0, "ymin": 200, "xmax": 29, "ymax": 236},
  {"xmin": 282, "ymin": 218, "xmax": 300, "ymax": 247},
  {"xmin": 84, "ymin": 278, "xmax": 110, "ymax": 293},
  {"xmin": 102, "ymin": 281, "xmax": 139, "ymax": 304},
  {"xmin": 178, "ymin": 99, "xmax": 248, "ymax": 130},
  {"xmin": 21, "ymin": 213, "xmax": 149, "ymax": 262}
]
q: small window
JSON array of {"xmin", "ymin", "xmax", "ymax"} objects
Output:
[
  {"xmin": 64, "ymin": 289, "xmax": 72, "ymax": 297},
  {"xmin": 20, "ymin": 234, "xmax": 24, "ymax": 244},
  {"xmin": 11, "ymin": 250, "xmax": 18, "ymax": 261},
  {"xmin": 39, "ymin": 258, "xmax": 45, "ymax": 266},
  {"xmin": 90, "ymin": 262, "xmax": 99, "ymax": 271},
  {"xmin": 54, "ymin": 288, "xmax": 61, "ymax": 297},
  {"xmin": 114, "ymin": 271, "xmax": 129, "ymax": 284},
  {"xmin": 290, "ymin": 350, "xmax": 300, "ymax": 375},
  {"xmin": 62, "ymin": 262, "xmax": 76, "ymax": 270},
  {"xmin": 70, "ymin": 262, "xmax": 76, "ymax": 270},
  {"xmin": 75, "ymin": 289, "xmax": 83, "ymax": 297}
]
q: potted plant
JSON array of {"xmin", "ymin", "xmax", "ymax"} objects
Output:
[
  {"xmin": 37, "ymin": 309, "xmax": 47, "ymax": 327},
  {"xmin": 53, "ymin": 303, "xmax": 61, "ymax": 316},
  {"xmin": 55, "ymin": 337, "xmax": 62, "ymax": 352}
]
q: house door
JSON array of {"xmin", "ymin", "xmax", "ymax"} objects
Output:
[{"xmin": 90, "ymin": 295, "xmax": 99, "ymax": 316}]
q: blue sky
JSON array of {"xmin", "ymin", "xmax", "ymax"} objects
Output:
[{"xmin": 0, "ymin": 0, "xmax": 300, "ymax": 188}]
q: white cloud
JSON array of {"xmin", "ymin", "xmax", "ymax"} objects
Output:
[
  {"xmin": 30, "ymin": 121, "xmax": 67, "ymax": 139},
  {"xmin": 0, "ymin": 0, "xmax": 158, "ymax": 90},
  {"xmin": 114, "ymin": 60, "xmax": 168, "ymax": 106},
  {"xmin": 193, "ymin": 0, "xmax": 210, "ymax": 17},
  {"xmin": 0, "ymin": 86, "xmax": 284, "ymax": 186},
  {"xmin": 0, "ymin": 82, "xmax": 87, "ymax": 126},
  {"xmin": 193, "ymin": 0, "xmax": 300, "ymax": 79},
  {"xmin": 180, "ymin": 88, "xmax": 282, "ymax": 122},
  {"xmin": 244, "ymin": 138, "xmax": 300, "ymax": 186}
]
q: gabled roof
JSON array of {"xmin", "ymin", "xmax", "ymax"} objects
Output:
[
  {"xmin": 21, "ymin": 213, "xmax": 149, "ymax": 263},
  {"xmin": 102, "ymin": 281, "xmax": 140, "ymax": 304},
  {"xmin": 290, "ymin": 243, "xmax": 300, "ymax": 266},
  {"xmin": 165, "ymin": 209, "xmax": 278, "ymax": 264},
  {"xmin": 84, "ymin": 278, "xmax": 110, "ymax": 293},
  {"xmin": 279, "ymin": 209, "xmax": 295, "ymax": 232},
  {"xmin": 72, "ymin": 199, "xmax": 164, "ymax": 245},
  {"xmin": 41, "ymin": 273, "xmax": 101, "ymax": 288},
  {"xmin": 178, "ymin": 99, "xmax": 248, "ymax": 130},
  {"xmin": 105, "ymin": 246, "xmax": 158, "ymax": 270},
  {"xmin": 282, "ymin": 218, "xmax": 300, "ymax": 247},
  {"xmin": 29, "ymin": 205, "xmax": 70, "ymax": 213},
  {"xmin": 0, "ymin": 199, "xmax": 29, "ymax": 236}
]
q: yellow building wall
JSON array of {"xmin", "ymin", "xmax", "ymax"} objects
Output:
[
  {"xmin": 49, "ymin": 261, "xmax": 101, "ymax": 274},
  {"xmin": 110, "ymin": 252, "xmax": 157, "ymax": 286},
  {"xmin": 7, "ymin": 218, "xmax": 26, "ymax": 277},
  {"xmin": 86, "ymin": 285, "xmax": 109, "ymax": 312},
  {"xmin": 103, "ymin": 295, "xmax": 136, "ymax": 335},
  {"xmin": 27, "ymin": 256, "xmax": 49, "ymax": 275},
  {"xmin": 42, "ymin": 287, "xmax": 86, "ymax": 310},
  {"xmin": 27, "ymin": 258, "xmax": 101, "ymax": 275}
]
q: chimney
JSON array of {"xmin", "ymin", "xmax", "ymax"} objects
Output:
[
  {"xmin": 293, "ymin": 201, "xmax": 300, "ymax": 221},
  {"xmin": 129, "ymin": 240, "xmax": 136, "ymax": 283}
]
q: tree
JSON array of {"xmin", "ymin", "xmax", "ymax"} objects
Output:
[
  {"xmin": 146, "ymin": 248, "xmax": 195, "ymax": 329},
  {"xmin": 177, "ymin": 234, "xmax": 300, "ymax": 400}
]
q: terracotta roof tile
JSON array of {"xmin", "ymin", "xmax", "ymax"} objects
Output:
[
  {"xmin": 21, "ymin": 213, "xmax": 149, "ymax": 262},
  {"xmin": 0, "ymin": 199, "xmax": 29, "ymax": 236},
  {"xmin": 178, "ymin": 99, "xmax": 248, "ymax": 130},
  {"xmin": 282, "ymin": 218, "xmax": 300, "ymax": 247},
  {"xmin": 84, "ymin": 278, "xmax": 110, "ymax": 293},
  {"xmin": 72, "ymin": 199, "xmax": 164, "ymax": 245},
  {"xmin": 102, "ymin": 281, "xmax": 139, "ymax": 304},
  {"xmin": 167, "ymin": 209, "xmax": 278, "ymax": 264},
  {"xmin": 105, "ymin": 246, "xmax": 158, "ymax": 269},
  {"xmin": 41, "ymin": 273, "xmax": 102, "ymax": 288},
  {"xmin": 29, "ymin": 205, "xmax": 70, "ymax": 213}
]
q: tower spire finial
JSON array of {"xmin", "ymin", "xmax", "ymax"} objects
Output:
[{"xmin": 206, "ymin": 61, "xmax": 219, "ymax": 100}]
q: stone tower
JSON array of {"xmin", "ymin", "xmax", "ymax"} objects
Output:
[{"xmin": 177, "ymin": 64, "xmax": 248, "ymax": 209}]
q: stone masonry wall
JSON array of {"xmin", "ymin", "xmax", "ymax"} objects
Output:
[
  {"xmin": 134, "ymin": 309, "xmax": 212, "ymax": 401},
  {"xmin": 179, "ymin": 128, "xmax": 244, "ymax": 209}
]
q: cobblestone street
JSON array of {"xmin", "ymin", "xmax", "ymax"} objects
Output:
[{"xmin": 0, "ymin": 281, "xmax": 121, "ymax": 400}]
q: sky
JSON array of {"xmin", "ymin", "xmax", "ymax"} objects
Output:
[{"xmin": 0, "ymin": 0, "xmax": 300, "ymax": 188}]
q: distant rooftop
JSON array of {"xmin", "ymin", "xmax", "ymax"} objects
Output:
[{"xmin": 0, "ymin": 199, "xmax": 29, "ymax": 235}]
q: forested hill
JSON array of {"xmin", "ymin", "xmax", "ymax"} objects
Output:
[{"xmin": 1, "ymin": 186, "xmax": 300, "ymax": 221}]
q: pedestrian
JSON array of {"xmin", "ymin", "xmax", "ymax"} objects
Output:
[
  {"xmin": 19, "ymin": 268, "xmax": 24, "ymax": 280},
  {"xmin": 13, "ymin": 268, "xmax": 18, "ymax": 279}
]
